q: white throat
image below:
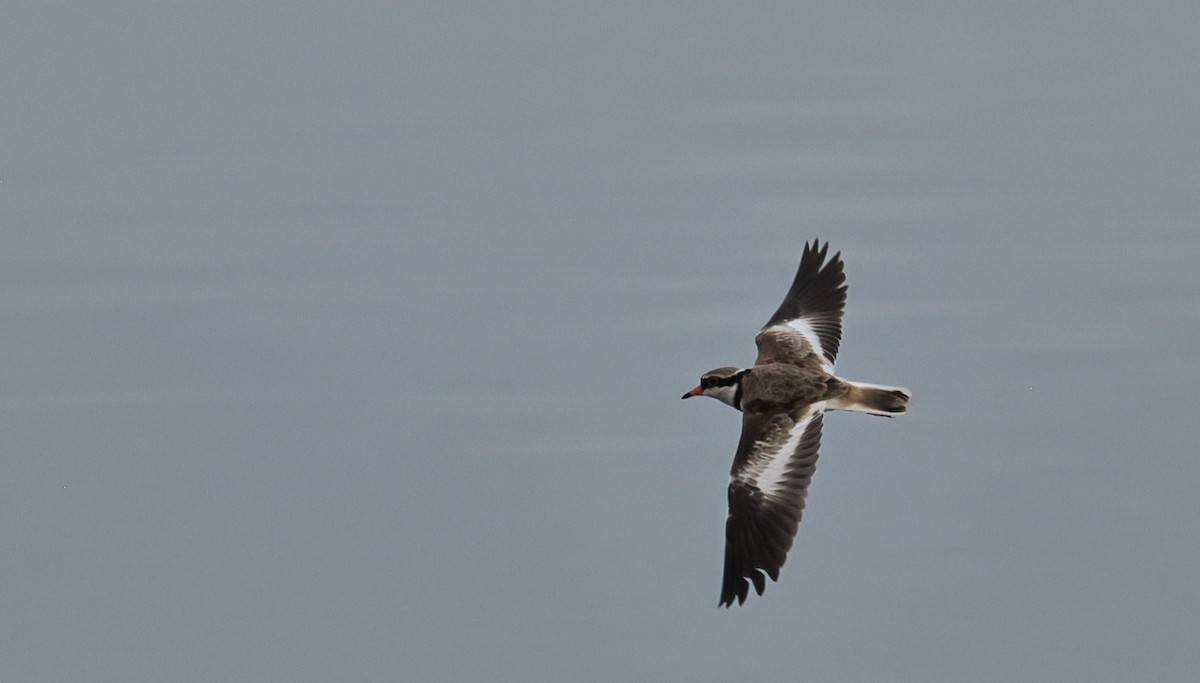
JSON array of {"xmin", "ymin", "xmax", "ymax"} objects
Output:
[{"xmin": 702, "ymin": 371, "xmax": 747, "ymax": 410}]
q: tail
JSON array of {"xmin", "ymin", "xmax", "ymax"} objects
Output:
[{"xmin": 830, "ymin": 381, "xmax": 911, "ymax": 417}]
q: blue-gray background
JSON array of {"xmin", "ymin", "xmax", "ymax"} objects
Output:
[{"xmin": 4, "ymin": 2, "xmax": 1198, "ymax": 681}]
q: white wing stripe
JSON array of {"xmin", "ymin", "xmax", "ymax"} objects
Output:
[
  {"xmin": 739, "ymin": 407, "xmax": 822, "ymax": 499},
  {"xmin": 766, "ymin": 320, "xmax": 832, "ymax": 371}
]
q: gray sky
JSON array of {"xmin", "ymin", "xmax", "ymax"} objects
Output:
[{"xmin": 3, "ymin": 2, "xmax": 1199, "ymax": 681}]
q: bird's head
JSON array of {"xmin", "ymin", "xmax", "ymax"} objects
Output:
[{"xmin": 682, "ymin": 366, "xmax": 748, "ymax": 409}]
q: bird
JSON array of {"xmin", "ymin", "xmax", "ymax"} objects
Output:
[{"xmin": 682, "ymin": 240, "xmax": 911, "ymax": 607}]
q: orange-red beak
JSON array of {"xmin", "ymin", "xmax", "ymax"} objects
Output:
[{"xmin": 682, "ymin": 385, "xmax": 703, "ymax": 399}]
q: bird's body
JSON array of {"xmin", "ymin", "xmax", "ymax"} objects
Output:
[{"xmin": 682, "ymin": 240, "xmax": 911, "ymax": 607}]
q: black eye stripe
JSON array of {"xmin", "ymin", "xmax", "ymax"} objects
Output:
[{"xmin": 703, "ymin": 373, "xmax": 746, "ymax": 388}]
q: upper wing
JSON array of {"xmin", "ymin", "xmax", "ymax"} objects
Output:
[
  {"xmin": 720, "ymin": 408, "xmax": 824, "ymax": 607},
  {"xmin": 757, "ymin": 240, "xmax": 847, "ymax": 368}
]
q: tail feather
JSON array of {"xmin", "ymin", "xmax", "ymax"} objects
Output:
[{"xmin": 831, "ymin": 381, "xmax": 911, "ymax": 417}]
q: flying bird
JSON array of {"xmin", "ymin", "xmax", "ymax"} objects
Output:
[{"xmin": 682, "ymin": 240, "xmax": 911, "ymax": 607}]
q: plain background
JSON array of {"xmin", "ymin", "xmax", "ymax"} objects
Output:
[{"xmin": 3, "ymin": 2, "xmax": 1198, "ymax": 681}]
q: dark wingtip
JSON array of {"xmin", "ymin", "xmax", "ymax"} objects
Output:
[
  {"xmin": 761, "ymin": 238, "xmax": 848, "ymax": 362},
  {"xmin": 718, "ymin": 576, "xmax": 751, "ymax": 608}
]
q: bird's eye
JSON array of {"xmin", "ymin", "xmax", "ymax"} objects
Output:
[{"xmin": 703, "ymin": 377, "xmax": 717, "ymax": 388}]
